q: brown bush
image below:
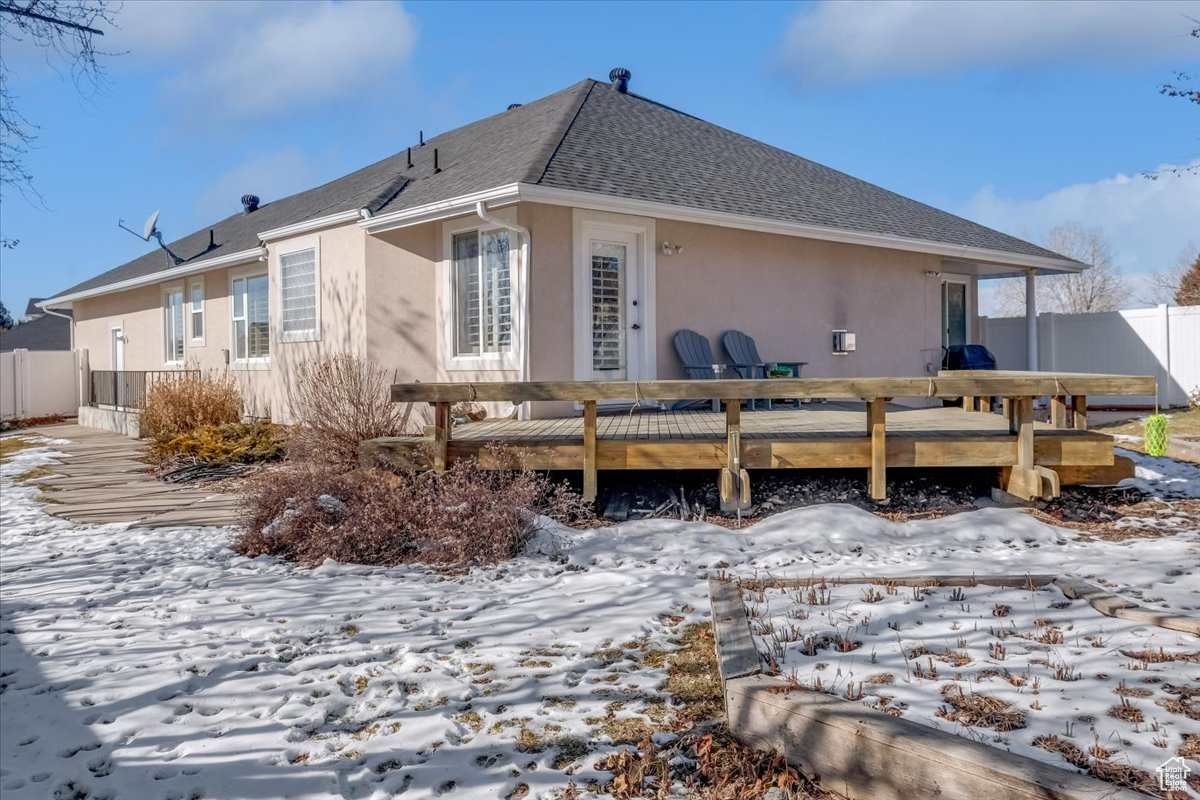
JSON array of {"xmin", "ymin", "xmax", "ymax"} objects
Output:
[
  {"xmin": 288, "ymin": 353, "xmax": 410, "ymax": 469},
  {"xmin": 148, "ymin": 420, "xmax": 286, "ymax": 466},
  {"xmin": 232, "ymin": 457, "xmax": 588, "ymax": 567},
  {"xmin": 141, "ymin": 371, "xmax": 241, "ymax": 439}
]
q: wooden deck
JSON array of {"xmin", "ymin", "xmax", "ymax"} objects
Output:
[
  {"xmin": 453, "ymin": 402, "xmax": 1072, "ymax": 441},
  {"xmin": 369, "ymin": 373, "xmax": 1156, "ymax": 508}
]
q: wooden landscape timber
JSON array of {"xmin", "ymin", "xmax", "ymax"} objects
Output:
[
  {"xmin": 365, "ymin": 372, "xmax": 1156, "ymax": 507},
  {"xmin": 708, "ymin": 576, "xmax": 1193, "ymax": 800}
]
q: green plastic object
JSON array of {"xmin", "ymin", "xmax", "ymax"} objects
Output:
[{"xmin": 1144, "ymin": 413, "xmax": 1169, "ymax": 457}]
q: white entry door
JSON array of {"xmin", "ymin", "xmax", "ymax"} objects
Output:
[
  {"xmin": 585, "ymin": 230, "xmax": 642, "ymax": 381},
  {"xmin": 110, "ymin": 326, "xmax": 126, "ymax": 408}
]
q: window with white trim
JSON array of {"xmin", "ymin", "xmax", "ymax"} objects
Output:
[
  {"xmin": 232, "ymin": 273, "xmax": 270, "ymax": 361},
  {"xmin": 163, "ymin": 287, "xmax": 184, "ymax": 364},
  {"xmin": 189, "ymin": 278, "xmax": 205, "ymax": 343},
  {"xmin": 452, "ymin": 229, "xmax": 511, "ymax": 357},
  {"xmin": 280, "ymin": 247, "xmax": 318, "ymax": 338}
]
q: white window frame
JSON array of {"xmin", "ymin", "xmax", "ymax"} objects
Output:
[
  {"xmin": 188, "ymin": 276, "xmax": 206, "ymax": 346},
  {"xmin": 162, "ymin": 283, "xmax": 186, "ymax": 366},
  {"xmin": 940, "ymin": 275, "xmax": 972, "ymax": 349},
  {"xmin": 442, "ymin": 216, "xmax": 519, "ymax": 371},
  {"xmin": 276, "ymin": 234, "xmax": 321, "ymax": 343},
  {"xmin": 230, "ymin": 265, "xmax": 271, "ymax": 370}
]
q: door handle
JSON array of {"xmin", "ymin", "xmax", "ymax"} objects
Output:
[{"xmin": 631, "ymin": 323, "xmax": 641, "ymax": 331}]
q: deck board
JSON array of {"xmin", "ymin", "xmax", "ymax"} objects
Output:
[{"xmin": 452, "ymin": 402, "xmax": 1086, "ymax": 444}]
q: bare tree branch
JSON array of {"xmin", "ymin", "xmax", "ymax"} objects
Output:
[
  {"xmin": 0, "ymin": 0, "xmax": 120, "ymax": 246},
  {"xmin": 991, "ymin": 223, "xmax": 1132, "ymax": 316}
]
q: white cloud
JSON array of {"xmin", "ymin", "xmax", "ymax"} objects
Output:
[
  {"xmin": 780, "ymin": 0, "xmax": 1200, "ymax": 86},
  {"xmin": 195, "ymin": 148, "xmax": 319, "ymax": 222},
  {"xmin": 108, "ymin": 1, "xmax": 416, "ymax": 122},
  {"xmin": 968, "ymin": 163, "xmax": 1200, "ymax": 314}
]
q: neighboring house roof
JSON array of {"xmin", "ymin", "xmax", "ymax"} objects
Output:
[
  {"xmin": 45, "ymin": 75, "xmax": 1078, "ymax": 304},
  {"xmin": 25, "ymin": 298, "xmax": 46, "ymax": 316},
  {"xmin": 0, "ymin": 313, "xmax": 71, "ymax": 352}
]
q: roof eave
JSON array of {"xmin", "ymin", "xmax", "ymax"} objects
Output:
[
  {"xmin": 359, "ymin": 184, "xmax": 522, "ymax": 234},
  {"xmin": 39, "ymin": 246, "xmax": 267, "ymax": 308},
  {"xmin": 518, "ymin": 184, "xmax": 1084, "ymax": 275}
]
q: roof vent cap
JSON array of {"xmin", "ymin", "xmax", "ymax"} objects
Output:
[
  {"xmin": 507, "ymin": 103, "xmax": 522, "ymax": 110},
  {"xmin": 609, "ymin": 67, "xmax": 631, "ymax": 94},
  {"xmin": 241, "ymin": 194, "xmax": 260, "ymax": 213}
]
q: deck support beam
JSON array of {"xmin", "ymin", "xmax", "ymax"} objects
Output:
[
  {"xmin": 1072, "ymin": 395, "xmax": 1088, "ymax": 430},
  {"xmin": 433, "ymin": 402, "xmax": 451, "ymax": 472},
  {"xmin": 1004, "ymin": 396, "xmax": 1060, "ymax": 501},
  {"xmin": 1050, "ymin": 395, "xmax": 1067, "ymax": 428},
  {"xmin": 582, "ymin": 400, "xmax": 597, "ymax": 503},
  {"xmin": 719, "ymin": 400, "xmax": 750, "ymax": 513},
  {"xmin": 867, "ymin": 398, "xmax": 888, "ymax": 501}
]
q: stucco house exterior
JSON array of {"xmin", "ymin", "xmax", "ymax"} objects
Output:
[{"xmin": 40, "ymin": 70, "xmax": 1082, "ymax": 425}]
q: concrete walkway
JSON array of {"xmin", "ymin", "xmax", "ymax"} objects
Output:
[{"xmin": 19, "ymin": 424, "xmax": 242, "ymax": 527}]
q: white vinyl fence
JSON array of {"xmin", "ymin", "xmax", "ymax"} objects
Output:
[
  {"xmin": 979, "ymin": 305, "xmax": 1200, "ymax": 407},
  {"xmin": 1, "ymin": 349, "xmax": 79, "ymax": 421}
]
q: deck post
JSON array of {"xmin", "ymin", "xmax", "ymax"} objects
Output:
[
  {"xmin": 433, "ymin": 401, "xmax": 452, "ymax": 472},
  {"xmin": 962, "ymin": 395, "xmax": 975, "ymax": 413},
  {"xmin": 719, "ymin": 400, "xmax": 750, "ymax": 513},
  {"xmin": 867, "ymin": 398, "xmax": 888, "ymax": 501},
  {"xmin": 582, "ymin": 400, "xmax": 598, "ymax": 503},
  {"xmin": 1050, "ymin": 395, "xmax": 1067, "ymax": 428},
  {"xmin": 1071, "ymin": 395, "xmax": 1088, "ymax": 430},
  {"xmin": 1004, "ymin": 396, "xmax": 1059, "ymax": 500},
  {"xmin": 1015, "ymin": 397, "xmax": 1034, "ymax": 468}
]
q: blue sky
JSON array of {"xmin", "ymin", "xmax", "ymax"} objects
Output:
[{"xmin": 1, "ymin": 0, "xmax": 1197, "ymax": 317}]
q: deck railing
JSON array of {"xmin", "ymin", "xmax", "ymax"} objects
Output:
[
  {"xmin": 382, "ymin": 372, "xmax": 1157, "ymax": 506},
  {"xmin": 89, "ymin": 370, "xmax": 201, "ymax": 411}
]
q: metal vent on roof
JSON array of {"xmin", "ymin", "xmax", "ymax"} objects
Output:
[
  {"xmin": 241, "ymin": 194, "xmax": 260, "ymax": 213},
  {"xmin": 609, "ymin": 67, "xmax": 630, "ymax": 93},
  {"xmin": 507, "ymin": 103, "xmax": 522, "ymax": 110}
]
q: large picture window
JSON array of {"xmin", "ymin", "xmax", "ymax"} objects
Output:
[
  {"xmin": 280, "ymin": 247, "xmax": 318, "ymax": 338},
  {"xmin": 452, "ymin": 229, "xmax": 511, "ymax": 357},
  {"xmin": 163, "ymin": 287, "xmax": 184, "ymax": 364},
  {"xmin": 232, "ymin": 273, "xmax": 270, "ymax": 361}
]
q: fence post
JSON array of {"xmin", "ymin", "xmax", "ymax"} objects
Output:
[
  {"xmin": 1158, "ymin": 304, "xmax": 1171, "ymax": 408},
  {"xmin": 14, "ymin": 349, "xmax": 28, "ymax": 419},
  {"xmin": 77, "ymin": 348, "xmax": 90, "ymax": 409}
]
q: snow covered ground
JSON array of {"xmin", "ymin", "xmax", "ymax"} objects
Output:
[
  {"xmin": 2, "ymin": 440, "xmax": 1198, "ymax": 800},
  {"xmin": 744, "ymin": 580, "xmax": 1199, "ymax": 797}
]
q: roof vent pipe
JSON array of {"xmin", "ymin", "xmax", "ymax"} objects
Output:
[
  {"xmin": 419, "ymin": 130, "xmax": 425, "ymax": 146},
  {"xmin": 433, "ymin": 148, "xmax": 441, "ymax": 174},
  {"xmin": 609, "ymin": 67, "xmax": 631, "ymax": 93},
  {"xmin": 407, "ymin": 147, "xmax": 413, "ymax": 169},
  {"xmin": 241, "ymin": 194, "xmax": 260, "ymax": 213}
]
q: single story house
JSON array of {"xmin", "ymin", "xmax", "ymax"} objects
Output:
[{"xmin": 40, "ymin": 70, "xmax": 1081, "ymax": 424}]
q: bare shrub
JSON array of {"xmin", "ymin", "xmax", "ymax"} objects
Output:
[
  {"xmin": 233, "ymin": 457, "xmax": 588, "ymax": 567},
  {"xmin": 141, "ymin": 371, "xmax": 241, "ymax": 439},
  {"xmin": 288, "ymin": 354, "xmax": 410, "ymax": 469}
]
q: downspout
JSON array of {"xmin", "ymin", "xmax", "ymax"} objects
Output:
[
  {"xmin": 475, "ymin": 201, "xmax": 530, "ymax": 419},
  {"xmin": 41, "ymin": 306, "xmax": 75, "ymax": 351}
]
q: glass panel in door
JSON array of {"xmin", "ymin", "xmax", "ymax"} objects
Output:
[
  {"xmin": 591, "ymin": 240, "xmax": 626, "ymax": 379},
  {"xmin": 942, "ymin": 281, "xmax": 967, "ymax": 348}
]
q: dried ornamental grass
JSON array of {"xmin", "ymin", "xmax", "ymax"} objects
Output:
[{"xmin": 140, "ymin": 370, "xmax": 241, "ymax": 439}]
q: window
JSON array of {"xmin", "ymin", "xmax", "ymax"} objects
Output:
[
  {"xmin": 280, "ymin": 247, "xmax": 318, "ymax": 339},
  {"xmin": 232, "ymin": 273, "xmax": 270, "ymax": 361},
  {"xmin": 163, "ymin": 287, "xmax": 184, "ymax": 364},
  {"xmin": 189, "ymin": 278, "xmax": 205, "ymax": 343},
  {"xmin": 452, "ymin": 229, "xmax": 511, "ymax": 357}
]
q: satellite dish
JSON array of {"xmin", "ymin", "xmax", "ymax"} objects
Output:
[
  {"xmin": 118, "ymin": 209, "xmax": 183, "ymax": 266},
  {"xmin": 142, "ymin": 210, "xmax": 160, "ymax": 240}
]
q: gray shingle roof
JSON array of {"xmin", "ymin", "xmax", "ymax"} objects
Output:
[
  {"xmin": 48, "ymin": 77, "xmax": 1071, "ymax": 301},
  {"xmin": 0, "ymin": 313, "xmax": 71, "ymax": 352}
]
